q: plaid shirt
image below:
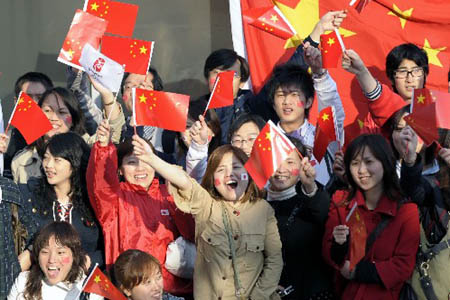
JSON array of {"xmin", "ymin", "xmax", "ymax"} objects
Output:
[{"xmin": 0, "ymin": 176, "xmax": 38, "ymax": 299}]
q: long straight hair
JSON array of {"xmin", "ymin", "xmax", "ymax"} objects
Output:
[{"xmin": 344, "ymin": 134, "xmax": 404, "ymax": 202}]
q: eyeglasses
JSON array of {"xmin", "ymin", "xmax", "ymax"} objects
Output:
[
  {"xmin": 231, "ymin": 135, "xmax": 257, "ymax": 147},
  {"xmin": 393, "ymin": 67, "xmax": 424, "ymax": 79}
]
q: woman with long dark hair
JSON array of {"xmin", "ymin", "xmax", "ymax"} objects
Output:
[{"xmin": 322, "ymin": 134, "xmax": 420, "ymax": 300}]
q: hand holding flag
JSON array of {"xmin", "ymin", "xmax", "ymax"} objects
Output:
[
  {"xmin": 7, "ymin": 92, "xmax": 52, "ymax": 144},
  {"xmin": 82, "ymin": 265, "xmax": 127, "ymax": 300},
  {"xmin": 320, "ymin": 30, "xmax": 345, "ymax": 69}
]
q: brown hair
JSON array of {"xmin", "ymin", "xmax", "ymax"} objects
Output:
[
  {"xmin": 117, "ymin": 137, "xmax": 155, "ymax": 168},
  {"xmin": 24, "ymin": 222, "xmax": 86, "ymax": 300},
  {"xmin": 201, "ymin": 144, "xmax": 261, "ymax": 202},
  {"xmin": 113, "ymin": 249, "xmax": 161, "ymax": 292}
]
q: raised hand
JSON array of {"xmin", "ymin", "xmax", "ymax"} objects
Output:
[
  {"xmin": 438, "ymin": 147, "xmax": 450, "ymax": 167},
  {"xmin": 310, "ymin": 10, "xmax": 348, "ymax": 42},
  {"xmin": 190, "ymin": 115, "xmax": 209, "ymax": 145},
  {"xmin": 299, "ymin": 156, "xmax": 317, "ymax": 193},
  {"xmin": 303, "ymin": 42, "xmax": 323, "ymax": 75},
  {"xmin": 132, "ymin": 134, "xmax": 154, "ymax": 165},
  {"xmin": 392, "ymin": 126, "xmax": 418, "ymax": 165},
  {"xmin": 342, "ymin": 49, "xmax": 367, "ymax": 75},
  {"xmin": 96, "ymin": 119, "xmax": 111, "ymax": 147},
  {"xmin": 333, "ymin": 150, "xmax": 347, "ymax": 183}
]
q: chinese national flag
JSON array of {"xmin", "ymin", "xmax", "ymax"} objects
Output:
[
  {"xmin": 58, "ymin": 10, "xmax": 108, "ymax": 70},
  {"xmin": 313, "ymin": 106, "xmax": 338, "ymax": 163},
  {"xmin": 349, "ymin": 0, "xmax": 372, "ymax": 13},
  {"xmin": 404, "ymin": 94, "xmax": 450, "ymax": 145},
  {"xmin": 133, "ymin": 88, "xmax": 190, "ymax": 132},
  {"xmin": 243, "ymin": 6, "xmax": 295, "ymax": 40},
  {"xmin": 9, "ymin": 92, "xmax": 52, "ymax": 145},
  {"xmin": 412, "ymin": 88, "xmax": 434, "ymax": 112},
  {"xmin": 205, "ymin": 71, "xmax": 235, "ymax": 111},
  {"xmin": 236, "ymin": 0, "xmax": 299, "ymax": 93},
  {"xmin": 84, "ymin": 0, "xmax": 138, "ymax": 37},
  {"xmin": 101, "ymin": 35, "xmax": 154, "ymax": 75},
  {"xmin": 320, "ymin": 31, "xmax": 343, "ymax": 69},
  {"xmin": 346, "ymin": 203, "xmax": 368, "ymax": 271},
  {"xmin": 244, "ymin": 120, "xmax": 296, "ymax": 189},
  {"xmin": 83, "ymin": 265, "xmax": 127, "ymax": 300}
]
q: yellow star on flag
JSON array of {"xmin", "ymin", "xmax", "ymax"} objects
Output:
[
  {"xmin": 321, "ymin": 113, "xmax": 330, "ymax": 121},
  {"xmin": 270, "ymin": 14, "xmax": 279, "ymax": 23},
  {"xmin": 139, "ymin": 94, "xmax": 147, "ymax": 103},
  {"xmin": 17, "ymin": 97, "xmax": 24, "ymax": 105},
  {"xmin": 357, "ymin": 119, "xmax": 364, "ymax": 130},
  {"xmin": 90, "ymin": 2, "xmax": 99, "ymax": 11},
  {"xmin": 94, "ymin": 275, "xmax": 101, "ymax": 284},
  {"xmin": 265, "ymin": 132, "xmax": 271, "ymax": 140},
  {"xmin": 139, "ymin": 46, "xmax": 148, "ymax": 54},
  {"xmin": 416, "ymin": 94, "xmax": 425, "ymax": 104},
  {"xmin": 327, "ymin": 38, "xmax": 335, "ymax": 47},
  {"xmin": 387, "ymin": 4, "xmax": 414, "ymax": 29},
  {"xmin": 67, "ymin": 49, "xmax": 74, "ymax": 59},
  {"xmin": 422, "ymin": 39, "xmax": 447, "ymax": 68}
]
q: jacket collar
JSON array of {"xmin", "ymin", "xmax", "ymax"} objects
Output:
[{"xmin": 354, "ymin": 190, "xmax": 398, "ymax": 217}]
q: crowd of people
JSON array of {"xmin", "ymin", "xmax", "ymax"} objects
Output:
[{"xmin": 1, "ymin": 9, "xmax": 450, "ymax": 300}]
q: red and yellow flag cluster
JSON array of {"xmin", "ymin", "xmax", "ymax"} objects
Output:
[{"xmin": 83, "ymin": 265, "xmax": 127, "ymax": 300}]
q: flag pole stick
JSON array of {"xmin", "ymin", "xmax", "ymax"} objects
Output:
[
  {"xmin": 203, "ymin": 77, "xmax": 220, "ymax": 116},
  {"xmin": 106, "ymin": 91, "xmax": 119, "ymax": 122},
  {"xmin": 334, "ymin": 28, "xmax": 346, "ymax": 52},
  {"xmin": 132, "ymin": 87, "xmax": 138, "ymax": 136},
  {"xmin": 80, "ymin": 263, "xmax": 99, "ymax": 294},
  {"xmin": 5, "ymin": 92, "xmax": 23, "ymax": 135}
]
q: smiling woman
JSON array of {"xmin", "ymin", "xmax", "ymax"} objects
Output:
[{"xmin": 7, "ymin": 222, "xmax": 103, "ymax": 300}]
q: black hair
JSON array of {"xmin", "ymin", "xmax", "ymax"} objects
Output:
[
  {"xmin": 116, "ymin": 137, "xmax": 155, "ymax": 169},
  {"xmin": 203, "ymin": 49, "xmax": 250, "ymax": 83},
  {"xmin": 36, "ymin": 132, "xmax": 96, "ymax": 225},
  {"xmin": 386, "ymin": 43, "xmax": 429, "ymax": 92},
  {"xmin": 267, "ymin": 63, "xmax": 315, "ymax": 118},
  {"xmin": 227, "ymin": 113, "xmax": 265, "ymax": 143},
  {"xmin": 386, "ymin": 104, "xmax": 411, "ymax": 160},
  {"xmin": 287, "ymin": 136, "xmax": 309, "ymax": 159},
  {"xmin": 121, "ymin": 67, "xmax": 164, "ymax": 94},
  {"xmin": 344, "ymin": 134, "xmax": 404, "ymax": 202},
  {"xmin": 14, "ymin": 72, "xmax": 53, "ymax": 98}
]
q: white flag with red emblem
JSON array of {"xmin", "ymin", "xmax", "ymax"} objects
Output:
[{"xmin": 79, "ymin": 43, "xmax": 124, "ymax": 93}]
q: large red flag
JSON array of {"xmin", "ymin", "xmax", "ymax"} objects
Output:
[
  {"xmin": 9, "ymin": 92, "xmax": 53, "ymax": 145},
  {"xmin": 404, "ymin": 94, "xmax": 450, "ymax": 145},
  {"xmin": 242, "ymin": 6, "xmax": 296, "ymax": 39},
  {"xmin": 84, "ymin": 0, "xmax": 138, "ymax": 37},
  {"xmin": 244, "ymin": 120, "xmax": 296, "ymax": 188},
  {"xmin": 133, "ymin": 88, "xmax": 189, "ymax": 132},
  {"xmin": 235, "ymin": 0, "xmax": 299, "ymax": 93},
  {"xmin": 320, "ymin": 30, "xmax": 343, "ymax": 69},
  {"xmin": 83, "ymin": 265, "xmax": 127, "ymax": 300},
  {"xmin": 101, "ymin": 35, "xmax": 154, "ymax": 75},
  {"xmin": 58, "ymin": 10, "xmax": 108, "ymax": 70},
  {"xmin": 233, "ymin": 0, "xmax": 450, "ymax": 143},
  {"xmin": 313, "ymin": 106, "xmax": 338, "ymax": 163},
  {"xmin": 205, "ymin": 71, "xmax": 235, "ymax": 111}
]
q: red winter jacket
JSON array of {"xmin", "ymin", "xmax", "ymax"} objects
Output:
[
  {"xmin": 322, "ymin": 190, "xmax": 420, "ymax": 300},
  {"xmin": 87, "ymin": 142, "xmax": 195, "ymax": 295}
]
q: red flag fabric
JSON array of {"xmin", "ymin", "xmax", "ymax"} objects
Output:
[
  {"xmin": 243, "ymin": 6, "xmax": 295, "ymax": 39},
  {"xmin": 267, "ymin": 0, "xmax": 450, "ymax": 147},
  {"xmin": 58, "ymin": 10, "xmax": 108, "ymax": 70},
  {"xmin": 205, "ymin": 71, "xmax": 235, "ymax": 110},
  {"xmin": 346, "ymin": 203, "xmax": 368, "ymax": 270},
  {"xmin": 101, "ymin": 35, "xmax": 154, "ymax": 75},
  {"xmin": 133, "ymin": 88, "xmax": 189, "ymax": 132},
  {"xmin": 83, "ymin": 265, "xmax": 127, "ymax": 300},
  {"xmin": 238, "ymin": 0, "xmax": 298, "ymax": 93},
  {"xmin": 9, "ymin": 92, "xmax": 52, "ymax": 145},
  {"xmin": 404, "ymin": 95, "xmax": 450, "ymax": 145},
  {"xmin": 313, "ymin": 106, "xmax": 338, "ymax": 163},
  {"xmin": 411, "ymin": 88, "xmax": 434, "ymax": 112},
  {"xmin": 320, "ymin": 31, "xmax": 343, "ymax": 69},
  {"xmin": 244, "ymin": 120, "xmax": 296, "ymax": 188},
  {"xmin": 84, "ymin": 0, "xmax": 138, "ymax": 37}
]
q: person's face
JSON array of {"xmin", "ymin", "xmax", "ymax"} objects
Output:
[
  {"xmin": 208, "ymin": 60, "xmax": 244, "ymax": 98},
  {"xmin": 39, "ymin": 235, "xmax": 74, "ymax": 286},
  {"xmin": 21, "ymin": 81, "xmax": 46, "ymax": 102},
  {"xmin": 41, "ymin": 93, "xmax": 72, "ymax": 139},
  {"xmin": 273, "ymin": 87, "xmax": 312, "ymax": 129},
  {"xmin": 120, "ymin": 153, "xmax": 155, "ymax": 190},
  {"xmin": 230, "ymin": 121, "xmax": 260, "ymax": 157},
  {"xmin": 349, "ymin": 147, "xmax": 384, "ymax": 194},
  {"xmin": 269, "ymin": 150, "xmax": 301, "ymax": 191},
  {"xmin": 122, "ymin": 73, "xmax": 155, "ymax": 112},
  {"xmin": 393, "ymin": 59, "xmax": 425, "ymax": 102},
  {"xmin": 125, "ymin": 270, "xmax": 163, "ymax": 300},
  {"xmin": 213, "ymin": 152, "xmax": 249, "ymax": 202},
  {"xmin": 43, "ymin": 149, "xmax": 72, "ymax": 188}
]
